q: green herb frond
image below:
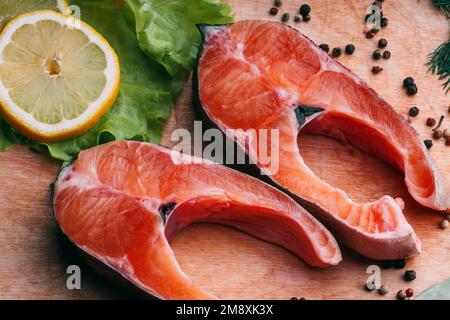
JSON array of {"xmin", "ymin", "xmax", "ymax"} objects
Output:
[
  {"xmin": 433, "ymin": 0, "xmax": 450, "ymax": 17},
  {"xmin": 427, "ymin": 40, "xmax": 450, "ymax": 93}
]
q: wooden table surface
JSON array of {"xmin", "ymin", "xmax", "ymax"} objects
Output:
[{"xmin": 0, "ymin": 0, "xmax": 449, "ymax": 299}]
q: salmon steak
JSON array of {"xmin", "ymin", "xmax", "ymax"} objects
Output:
[
  {"xmin": 53, "ymin": 141, "xmax": 342, "ymax": 300},
  {"xmin": 194, "ymin": 21, "xmax": 449, "ymax": 259}
]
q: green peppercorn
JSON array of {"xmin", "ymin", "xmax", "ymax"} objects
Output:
[
  {"xmin": 404, "ymin": 270, "xmax": 416, "ymax": 281},
  {"xmin": 299, "ymin": 4, "xmax": 311, "ymax": 16},
  {"xmin": 373, "ymin": 49, "xmax": 382, "ymax": 60},
  {"xmin": 378, "ymin": 38, "xmax": 388, "ymax": 48},
  {"xmin": 372, "ymin": 66, "xmax": 383, "ymax": 74},
  {"xmin": 378, "ymin": 284, "xmax": 389, "ymax": 295},
  {"xmin": 424, "ymin": 140, "xmax": 433, "ymax": 149},
  {"xmin": 345, "ymin": 44, "xmax": 355, "ymax": 55},
  {"xmin": 381, "ymin": 16, "xmax": 388, "ymax": 27},
  {"xmin": 281, "ymin": 13, "xmax": 290, "ymax": 22},
  {"xmin": 403, "ymin": 77, "xmax": 415, "ymax": 87},
  {"xmin": 433, "ymin": 130, "xmax": 443, "ymax": 140},
  {"xmin": 406, "ymin": 84, "xmax": 418, "ymax": 96},
  {"xmin": 443, "ymin": 129, "xmax": 450, "ymax": 139},
  {"xmin": 319, "ymin": 44, "xmax": 329, "ymax": 53},
  {"xmin": 332, "ymin": 47, "xmax": 342, "ymax": 58},
  {"xmin": 383, "ymin": 50, "xmax": 391, "ymax": 59},
  {"xmin": 408, "ymin": 106, "xmax": 419, "ymax": 117}
]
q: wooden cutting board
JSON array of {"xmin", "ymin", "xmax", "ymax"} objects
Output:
[{"xmin": 0, "ymin": 0, "xmax": 449, "ymax": 300}]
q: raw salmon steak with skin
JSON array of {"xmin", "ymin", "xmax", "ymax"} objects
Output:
[
  {"xmin": 53, "ymin": 141, "xmax": 342, "ymax": 300},
  {"xmin": 194, "ymin": 21, "xmax": 450, "ymax": 259}
]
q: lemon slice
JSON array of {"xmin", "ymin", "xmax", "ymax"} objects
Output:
[
  {"xmin": 0, "ymin": 10, "xmax": 120, "ymax": 142},
  {"xmin": 0, "ymin": 0, "xmax": 70, "ymax": 31}
]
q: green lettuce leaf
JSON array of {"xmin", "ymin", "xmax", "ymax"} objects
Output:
[
  {"xmin": 0, "ymin": 118, "xmax": 14, "ymax": 151},
  {"xmin": 0, "ymin": 0, "xmax": 234, "ymax": 161},
  {"xmin": 126, "ymin": 0, "xmax": 234, "ymax": 76}
]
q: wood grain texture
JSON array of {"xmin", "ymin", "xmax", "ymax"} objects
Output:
[{"xmin": 0, "ymin": 0, "xmax": 449, "ymax": 300}]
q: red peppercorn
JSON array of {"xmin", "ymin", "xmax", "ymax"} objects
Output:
[
  {"xmin": 446, "ymin": 137, "xmax": 450, "ymax": 146},
  {"xmin": 405, "ymin": 288, "xmax": 414, "ymax": 297},
  {"xmin": 426, "ymin": 117, "xmax": 437, "ymax": 127},
  {"xmin": 269, "ymin": 7, "xmax": 279, "ymax": 16},
  {"xmin": 366, "ymin": 31, "xmax": 375, "ymax": 39},
  {"xmin": 372, "ymin": 66, "xmax": 383, "ymax": 74},
  {"xmin": 290, "ymin": 297, "xmax": 298, "ymax": 300}
]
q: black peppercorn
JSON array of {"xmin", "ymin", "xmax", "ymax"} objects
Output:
[
  {"xmin": 332, "ymin": 47, "xmax": 342, "ymax": 58},
  {"xmin": 403, "ymin": 77, "xmax": 415, "ymax": 88},
  {"xmin": 372, "ymin": 66, "xmax": 383, "ymax": 74},
  {"xmin": 408, "ymin": 106, "xmax": 419, "ymax": 117},
  {"xmin": 319, "ymin": 44, "xmax": 330, "ymax": 53},
  {"xmin": 424, "ymin": 140, "xmax": 433, "ymax": 149},
  {"xmin": 269, "ymin": 7, "xmax": 279, "ymax": 16},
  {"xmin": 383, "ymin": 50, "xmax": 391, "ymax": 59},
  {"xmin": 281, "ymin": 12, "xmax": 290, "ymax": 22},
  {"xmin": 381, "ymin": 16, "xmax": 388, "ymax": 27},
  {"xmin": 404, "ymin": 270, "xmax": 417, "ymax": 281},
  {"xmin": 406, "ymin": 84, "xmax": 418, "ymax": 96},
  {"xmin": 373, "ymin": 49, "xmax": 382, "ymax": 60},
  {"xmin": 299, "ymin": 4, "xmax": 311, "ymax": 17},
  {"xmin": 370, "ymin": 28, "xmax": 380, "ymax": 34},
  {"xmin": 274, "ymin": 0, "xmax": 283, "ymax": 7},
  {"xmin": 378, "ymin": 38, "xmax": 388, "ymax": 48},
  {"xmin": 345, "ymin": 44, "xmax": 355, "ymax": 55}
]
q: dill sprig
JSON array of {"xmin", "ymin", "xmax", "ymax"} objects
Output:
[
  {"xmin": 433, "ymin": 0, "xmax": 450, "ymax": 17},
  {"xmin": 428, "ymin": 40, "xmax": 450, "ymax": 94},
  {"xmin": 427, "ymin": 40, "xmax": 450, "ymax": 93},
  {"xmin": 427, "ymin": 1, "xmax": 450, "ymax": 93}
]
